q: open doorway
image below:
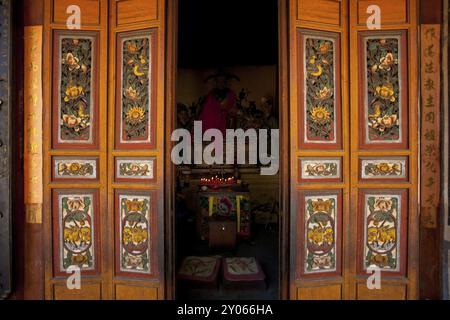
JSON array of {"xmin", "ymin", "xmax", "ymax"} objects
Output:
[{"xmin": 174, "ymin": 0, "xmax": 280, "ymax": 299}]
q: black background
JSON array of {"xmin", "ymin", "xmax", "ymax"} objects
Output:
[
  {"xmin": 1, "ymin": 300, "xmax": 448, "ymax": 319},
  {"xmin": 178, "ymin": 0, "xmax": 278, "ymax": 68}
]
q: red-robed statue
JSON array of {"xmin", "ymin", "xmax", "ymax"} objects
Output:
[{"xmin": 198, "ymin": 70, "xmax": 239, "ymax": 134}]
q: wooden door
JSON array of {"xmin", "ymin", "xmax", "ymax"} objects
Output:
[
  {"xmin": 42, "ymin": 0, "xmax": 166, "ymax": 300},
  {"xmin": 289, "ymin": 0, "xmax": 419, "ymax": 300}
]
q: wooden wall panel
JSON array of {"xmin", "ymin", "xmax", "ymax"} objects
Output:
[
  {"xmin": 356, "ymin": 283, "xmax": 406, "ymax": 300},
  {"xmin": 297, "ymin": 284, "xmax": 342, "ymax": 300},
  {"xmin": 297, "ymin": 0, "xmax": 342, "ymax": 27},
  {"xmin": 115, "ymin": 0, "xmax": 158, "ymax": 26},
  {"xmin": 53, "ymin": 283, "xmax": 102, "ymax": 300},
  {"xmin": 356, "ymin": 0, "xmax": 408, "ymax": 25},
  {"xmin": 115, "ymin": 285, "xmax": 158, "ymax": 300},
  {"xmin": 53, "ymin": 0, "xmax": 101, "ymax": 26}
]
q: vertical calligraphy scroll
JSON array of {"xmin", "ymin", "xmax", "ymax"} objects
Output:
[
  {"xmin": 24, "ymin": 26, "xmax": 43, "ymax": 224},
  {"xmin": 420, "ymin": 25, "xmax": 441, "ymax": 229}
]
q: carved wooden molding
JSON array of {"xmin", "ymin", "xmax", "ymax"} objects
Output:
[{"xmin": 0, "ymin": 0, "xmax": 12, "ymax": 300}]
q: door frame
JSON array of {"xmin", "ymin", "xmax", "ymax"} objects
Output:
[{"xmin": 164, "ymin": 0, "xmax": 292, "ymax": 300}]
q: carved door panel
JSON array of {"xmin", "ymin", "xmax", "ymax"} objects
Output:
[
  {"xmin": 42, "ymin": 0, "xmax": 166, "ymax": 300},
  {"xmin": 107, "ymin": 0, "xmax": 165, "ymax": 300},
  {"xmin": 289, "ymin": 0, "xmax": 419, "ymax": 300}
]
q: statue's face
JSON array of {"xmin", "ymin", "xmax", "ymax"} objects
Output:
[{"xmin": 215, "ymin": 76, "xmax": 227, "ymax": 90}]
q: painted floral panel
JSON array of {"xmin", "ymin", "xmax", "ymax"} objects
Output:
[
  {"xmin": 119, "ymin": 195, "xmax": 151, "ymax": 274},
  {"xmin": 364, "ymin": 194, "xmax": 400, "ymax": 271},
  {"xmin": 120, "ymin": 34, "xmax": 152, "ymax": 143},
  {"xmin": 303, "ymin": 36, "xmax": 336, "ymax": 143},
  {"xmin": 54, "ymin": 158, "xmax": 97, "ymax": 179},
  {"xmin": 59, "ymin": 194, "xmax": 95, "ymax": 271},
  {"xmin": 59, "ymin": 37, "xmax": 94, "ymax": 143},
  {"xmin": 300, "ymin": 158, "xmax": 341, "ymax": 181},
  {"xmin": 116, "ymin": 158, "xmax": 154, "ymax": 180},
  {"xmin": 361, "ymin": 158, "xmax": 406, "ymax": 180},
  {"xmin": 304, "ymin": 195, "xmax": 338, "ymax": 273},
  {"xmin": 365, "ymin": 37, "xmax": 402, "ymax": 142}
]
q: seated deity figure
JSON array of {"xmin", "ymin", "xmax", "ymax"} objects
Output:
[{"xmin": 198, "ymin": 69, "xmax": 239, "ymax": 134}]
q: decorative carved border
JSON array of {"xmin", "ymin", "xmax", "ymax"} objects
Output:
[{"xmin": 0, "ymin": 0, "xmax": 12, "ymax": 300}]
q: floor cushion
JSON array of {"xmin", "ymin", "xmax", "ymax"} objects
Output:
[
  {"xmin": 222, "ymin": 257, "xmax": 266, "ymax": 290},
  {"xmin": 177, "ymin": 256, "xmax": 221, "ymax": 287}
]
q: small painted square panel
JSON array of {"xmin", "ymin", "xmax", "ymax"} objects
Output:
[
  {"xmin": 359, "ymin": 157, "xmax": 408, "ymax": 182},
  {"xmin": 115, "ymin": 157, "xmax": 155, "ymax": 182},
  {"xmin": 299, "ymin": 157, "xmax": 342, "ymax": 182},
  {"xmin": 52, "ymin": 157, "xmax": 98, "ymax": 181}
]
